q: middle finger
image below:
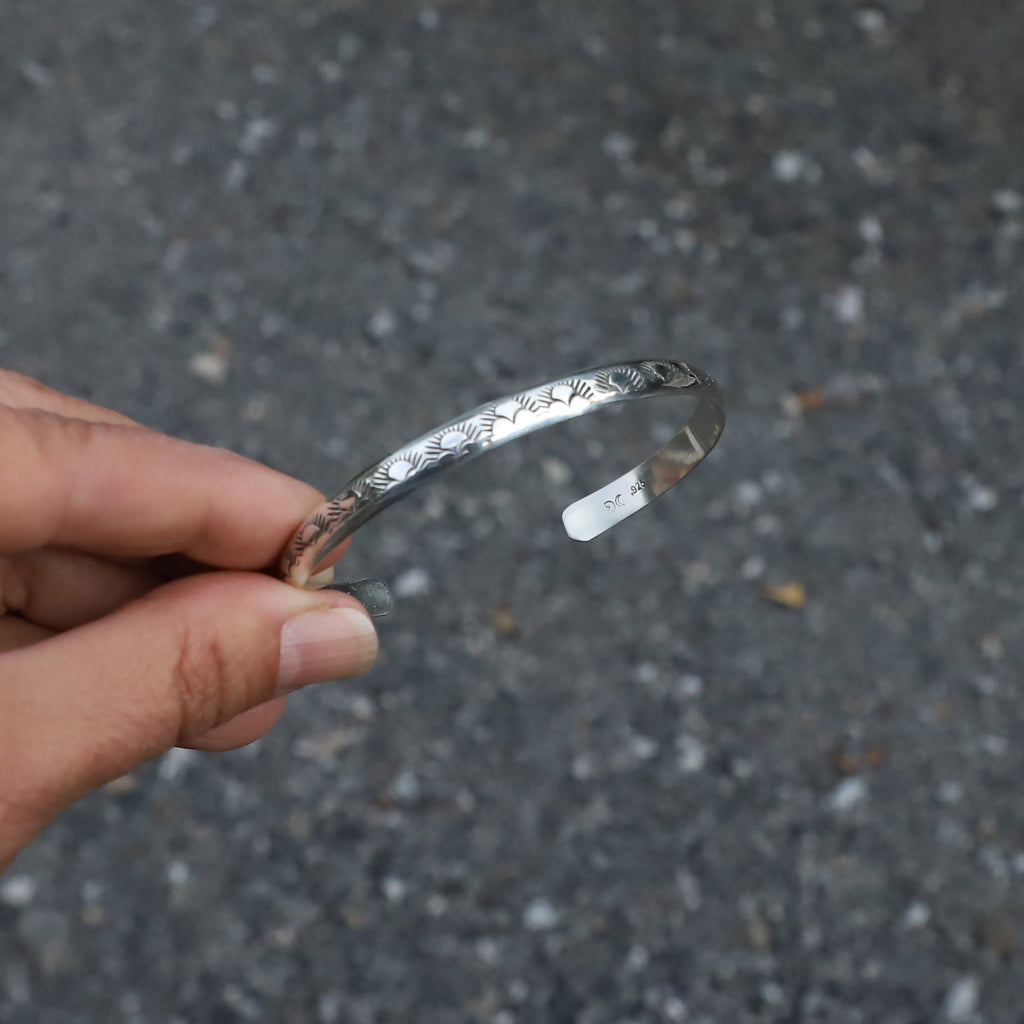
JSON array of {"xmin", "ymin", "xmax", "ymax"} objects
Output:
[{"xmin": 1, "ymin": 548, "xmax": 161, "ymax": 631}]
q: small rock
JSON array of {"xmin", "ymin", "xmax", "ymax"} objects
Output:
[
  {"xmin": 317, "ymin": 991, "xmax": 343, "ymax": 1024},
  {"xmin": 418, "ymin": 7, "xmax": 440, "ymax": 31},
  {"xmin": 859, "ymin": 214, "xmax": 884, "ymax": 244},
  {"xmin": 389, "ymin": 769, "xmax": 421, "ymax": 803},
  {"xmin": 541, "ymin": 457, "xmax": 572, "ymax": 486},
  {"xmin": 771, "ymin": 150, "xmax": 809, "ymax": 183},
  {"xmin": 901, "ymin": 901, "xmax": 931, "ymax": 930},
  {"xmin": 0, "ymin": 875, "xmax": 36, "ymax": 908},
  {"xmin": 491, "ymin": 604, "xmax": 520, "ymax": 638},
  {"xmin": 747, "ymin": 912, "xmax": 772, "ymax": 951},
  {"xmin": 762, "ymin": 581, "xmax": 807, "ymax": 610},
  {"xmin": 523, "ymin": 898, "xmax": 560, "ymax": 931},
  {"xmin": 382, "ymin": 877, "xmax": 407, "ymax": 904},
  {"xmin": 367, "ymin": 307, "xmax": 398, "ymax": 339},
  {"xmin": 602, "ymin": 131, "xmax": 636, "ymax": 162},
  {"xmin": 189, "ymin": 351, "xmax": 229, "ymax": 384},
  {"xmin": 239, "ymin": 117, "xmax": 276, "ymax": 155},
  {"xmin": 992, "ymin": 189, "xmax": 1022, "ymax": 215},
  {"xmin": 677, "ymin": 674, "xmax": 704, "ymax": 698},
  {"xmin": 734, "ymin": 480, "xmax": 763, "ymax": 509},
  {"xmin": 629, "ymin": 733, "xmax": 659, "ymax": 761},
  {"xmin": 966, "ymin": 482, "xmax": 998, "ymax": 512},
  {"xmin": 676, "ymin": 734, "xmax": 707, "ymax": 774},
  {"xmin": 167, "ymin": 861, "xmax": 191, "ymax": 888},
  {"xmin": 832, "ymin": 284, "xmax": 865, "ymax": 325},
  {"xmin": 741, "ymin": 556, "xmax": 765, "ymax": 581},
  {"xmin": 634, "ymin": 662, "xmax": 659, "ymax": 685},
  {"xmin": 393, "ymin": 567, "xmax": 431, "ymax": 598},
  {"xmin": 664, "ymin": 997, "xmax": 688, "ymax": 1021},
  {"xmin": 942, "ymin": 977, "xmax": 979, "ymax": 1022},
  {"xmin": 20, "ymin": 60, "xmax": 54, "ymax": 89},
  {"xmin": 624, "ymin": 944, "xmax": 650, "ymax": 971},
  {"xmin": 854, "ymin": 8, "xmax": 888, "ymax": 37},
  {"xmin": 828, "ymin": 776, "xmax": 867, "ymax": 812}
]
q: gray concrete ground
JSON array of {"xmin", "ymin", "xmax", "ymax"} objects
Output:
[{"xmin": 1, "ymin": 1, "xmax": 1023, "ymax": 1021}]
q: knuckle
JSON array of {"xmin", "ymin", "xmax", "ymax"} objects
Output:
[{"xmin": 171, "ymin": 620, "xmax": 235, "ymax": 741}]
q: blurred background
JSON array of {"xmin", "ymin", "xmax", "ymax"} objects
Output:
[{"xmin": 2, "ymin": 1, "xmax": 1022, "ymax": 1021}]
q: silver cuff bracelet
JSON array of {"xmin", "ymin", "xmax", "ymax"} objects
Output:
[{"xmin": 282, "ymin": 359, "xmax": 725, "ymax": 587}]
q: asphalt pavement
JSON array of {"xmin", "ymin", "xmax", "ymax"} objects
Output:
[{"xmin": 1, "ymin": 1, "xmax": 1022, "ymax": 1021}]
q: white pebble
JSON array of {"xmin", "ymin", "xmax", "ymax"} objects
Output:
[
  {"xmin": 772, "ymin": 150, "xmax": 812, "ymax": 183},
  {"xmin": 393, "ymin": 567, "xmax": 431, "ymax": 598},
  {"xmin": 677, "ymin": 674, "xmax": 704, "ymax": 698},
  {"xmin": 382, "ymin": 876, "xmax": 407, "ymax": 904},
  {"xmin": 624, "ymin": 944, "xmax": 649, "ymax": 972},
  {"xmin": 602, "ymin": 131, "xmax": 636, "ymax": 162},
  {"xmin": 859, "ymin": 215, "xmax": 884, "ymax": 244},
  {"xmin": 476, "ymin": 937, "xmax": 500, "ymax": 965},
  {"xmin": 167, "ymin": 861, "xmax": 191, "ymax": 887},
  {"xmin": 418, "ymin": 6, "xmax": 440, "ymax": 30},
  {"xmin": 634, "ymin": 662, "xmax": 659, "ymax": 685},
  {"xmin": 936, "ymin": 781, "xmax": 963, "ymax": 805},
  {"xmin": 901, "ymin": 901, "xmax": 931, "ymax": 930},
  {"xmin": 828, "ymin": 776, "xmax": 867, "ymax": 812},
  {"xmin": 855, "ymin": 9, "xmax": 888, "ymax": 35},
  {"xmin": 389, "ymin": 769, "xmax": 421, "ymax": 802},
  {"xmin": 734, "ymin": 480, "xmax": 763, "ymax": 509},
  {"xmin": 189, "ymin": 351, "xmax": 229, "ymax": 384},
  {"xmin": 318, "ymin": 991, "xmax": 343, "ymax": 1024},
  {"xmin": 992, "ymin": 189, "xmax": 1022, "ymax": 215},
  {"xmin": 966, "ymin": 482, "xmax": 998, "ymax": 512},
  {"xmin": 523, "ymin": 897, "xmax": 560, "ymax": 931},
  {"xmin": 20, "ymin": 60, "xmax": 54, "ymax": 89},
  {"xmin": 462, "ymin": 127, "xmax": 491, "ymax": 150},
  {"xmin": 223, "ymin": 158, "xmax": 248, "ymax": 191},
  {"xmin": 676, "ymin": 734, "xmax": 707, "ymax": 774},
  {"xmin": 239, "ymin": 117, "xmax": 277, "ymax": 155},
  {"xmin": 832, "ymin": 284, "xmax": 865, "ymax": 325},
  {"xmin": 367, "ymin": 307, "xmax": 398, "ymax": 339},
  {"xmin": 507, "ymin": 978, "xmax": 530, "ymax": 1003},
  {"xmin": 541, "ymin": 458, "xmax": 572, "ymax": 486},
  {"xmin": 0, "ymin": 875, "xmax": 36, "ymax": 908},
  {"xmin": 741, "ymin": 555, "xmax": 766, "ymax": 581},
  {"xmin": 664, "ymin": 996, "xmax": 688, "ymax": 1021},
  {"xmin": 942, "ymin": 977, "xmax": 979, "ymax": 1022},
  {"xmin": 629, "ymin": 734, "xmax": 659, "ymax": 761}
]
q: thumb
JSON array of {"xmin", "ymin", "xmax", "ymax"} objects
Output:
[{"xmin": 0, "ymin": 572, "xmax": 378, "ymax": 868}]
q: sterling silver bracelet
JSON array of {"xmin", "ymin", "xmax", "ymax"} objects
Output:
[{"xmin": 282, "ymin": 359, "xmax": 725, "ymax": 588}]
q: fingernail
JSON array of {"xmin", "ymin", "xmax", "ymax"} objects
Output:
[{"xmin": 276, "ymin": 605, "xmax": 379, "ymax": 695}]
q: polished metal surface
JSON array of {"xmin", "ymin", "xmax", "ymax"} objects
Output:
[{"xmin": 282, "ymin": 360, "xmax": 725, "ymax": 586}]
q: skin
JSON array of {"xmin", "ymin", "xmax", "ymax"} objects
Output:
[{"xmin": 0, "ymin": 370, "xmax": 377, "ymax": 873}]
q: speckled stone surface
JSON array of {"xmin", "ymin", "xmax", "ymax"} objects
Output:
[{"xmin": 1, "ymin": 2, "xmax": 1022, "ymax": 1022}]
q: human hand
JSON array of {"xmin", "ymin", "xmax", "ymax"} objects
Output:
[{"xmin": 0, "ymin": 370, "xmax": 379, "ymax": 872}]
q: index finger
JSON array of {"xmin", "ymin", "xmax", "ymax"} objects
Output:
[{"xmin": 0, "ymin": 405, "xmax": 324, "ymax": 568}]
